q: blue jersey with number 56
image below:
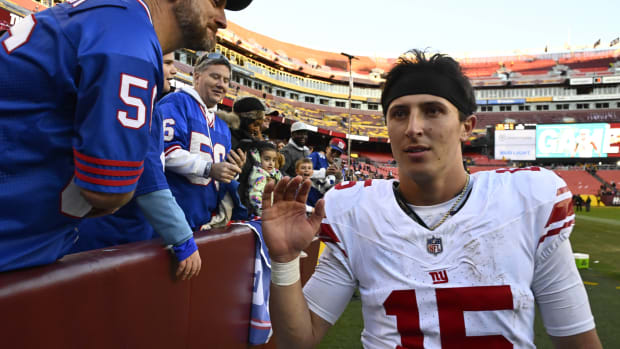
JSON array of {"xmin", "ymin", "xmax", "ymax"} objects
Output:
[{"xmin": 0, "ymin": 0, "xmax": 163, "ymax": 271}]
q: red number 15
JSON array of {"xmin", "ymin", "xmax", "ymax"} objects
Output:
[{"xmin": 384, "ymin": 285, "xmax": 514, "ymax": 349}]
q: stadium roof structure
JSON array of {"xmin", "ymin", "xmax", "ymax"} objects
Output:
[
  {"xmin": 1, "ymin": 0, "xmax": 42, "ymax": 13},
  {"xmin": 220, "ymin": 21, "xmax": 620, "ymax": 85}
]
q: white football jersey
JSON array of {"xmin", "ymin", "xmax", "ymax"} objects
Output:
[{"xmin": 304, "ymin": 167, "xmax": 592, "ymax": 348}]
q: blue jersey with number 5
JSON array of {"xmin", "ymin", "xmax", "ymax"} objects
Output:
[{"xmin": 0, "ymin": 0, "xmax": 163, "ymax": 271}]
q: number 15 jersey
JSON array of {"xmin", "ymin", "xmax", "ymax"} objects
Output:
[{"xmin": 304, "ymin": 168, "xmax": 595, "ymax": 348}]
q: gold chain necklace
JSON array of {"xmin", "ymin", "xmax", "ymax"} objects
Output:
[{"xmin": 428, "ymin": 174, "xmax": 470, "ymax": 231}]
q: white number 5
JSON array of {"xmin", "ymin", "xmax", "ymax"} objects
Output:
[
  {"xmin": 2, "ymin": 14, "xmax": 36, "ymax": 54},
  {"xmin": 117, "ymin": 73, "xmax": 148, "ymax": 129}
]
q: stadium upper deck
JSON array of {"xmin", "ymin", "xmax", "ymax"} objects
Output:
[{"xmin": 3, "ymin": 1, "xmax": 620, "ymax": 142}]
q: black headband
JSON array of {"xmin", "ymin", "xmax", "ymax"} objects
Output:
[{"xmin": 381, "ymin": 70, "xmax": 474, "ymax": 116}]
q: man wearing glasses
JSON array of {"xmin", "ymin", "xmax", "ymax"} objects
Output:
[{"xmin": 157, "ymin": 52, "xmax": 246, "ymax": 231}]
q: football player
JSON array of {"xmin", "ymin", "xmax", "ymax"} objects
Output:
[
  {"xmin": 0, "ymin": 0, "xmax": 253, "ymax": 272},
  {"xmin": 158, "ymin": 53, "xmax": 246, "ymax": 230},
  {"xmin": 261, "ymin": 50, "xmax": 601, "ymax": 348}
]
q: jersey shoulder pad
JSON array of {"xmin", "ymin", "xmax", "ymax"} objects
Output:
[
  {"xmin": 324, "ymin": 178, "xmax": 386, "ymax": 215},
  {"xmin": 482, "ymin": 166, "xmax": 566, "ymax": 205}
]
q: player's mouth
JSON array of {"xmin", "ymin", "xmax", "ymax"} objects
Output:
[{"xmin": 404, "ymin": 145, "xmax": 430, "ymax": 159}]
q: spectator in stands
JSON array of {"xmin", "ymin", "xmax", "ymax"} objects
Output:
[
  {"xmin": 263, "ymin": 109, "xmax": 279, "ymax": 139},
  {"xmin": 163, "ymin": 52, "xmax": 178, "ymax": 95},
  {"xmin": 72, "ymin": 52, "xmax": 208, "ymax": 280},
  {"xmin": 294, "ymin": 158, "xmax": 316, "ymax": 213},
  {"xmin": 158, "ymin": 52, "xmax": 246, "ymax": 231},
  {"xmin": 280, "ymin": 122, "xmax": 312, "ymax": 177},
  {"xmin": 260, "ymin": 49, "xmax": 600, "ymax": 348},
  {"xmin": 238, "ymin": 142, "xmax": 282, "ymax": 216},
  {"xmin": 0, "ymin": 0, "xmax": 253, "ymax": 272},
  {"xmin": 307, "ymin": 138, "xmax": 345, "ymax": 205},
  {"xmin": 228, "ymin": 96, "xmax": 266, "ymax": 150}
]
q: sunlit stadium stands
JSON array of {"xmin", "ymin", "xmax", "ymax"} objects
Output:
[
  {"xmin": 597, "ymin": 170, "xmax": 620, "ymax": 185},
  {"xmin": 554, "ymin": 169, "xmax": 601, "ymax": 195}
]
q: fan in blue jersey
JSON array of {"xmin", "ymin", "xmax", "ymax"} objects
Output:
[
  {"xmin": 159, "ymin": 53, "xmax": 246, "ymax": 230},
  {"xmin": 0, "ymin": 0, "xmax": 254, "ymax": 272},
  {"xmin": 307, "ymin": 137, "xmax": 346, "ymax": 206},
  {"xmin": 72, "ymin": 54, "xmax": 200, "ymax": 279}
]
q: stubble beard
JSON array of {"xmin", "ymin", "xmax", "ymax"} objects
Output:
[{"xmin": 174, "ymin": 0, "xmax": 214, "ymax": 51}]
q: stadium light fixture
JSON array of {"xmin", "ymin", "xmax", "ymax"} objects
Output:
[{"xmin": 341, "ymin": 52, "xmax": 358, "ymax": 171}]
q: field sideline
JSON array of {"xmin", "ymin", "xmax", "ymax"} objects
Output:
[{"xmin": 318, "ymin": 207, "xmax": 620, "ymax": 348}]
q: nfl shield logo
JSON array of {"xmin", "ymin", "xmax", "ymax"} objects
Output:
[{"xmin": 427, "ymin": 236, "xmax": 443, "ymax": 255}]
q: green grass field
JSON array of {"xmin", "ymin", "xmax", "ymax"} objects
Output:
[{"xmin": 318, "ymin": 207, "xmax": 620, "ymax": 349}]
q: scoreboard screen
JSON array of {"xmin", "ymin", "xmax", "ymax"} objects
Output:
[{"xmin": 536, "ymin": 123, "xmax": 620, "ymax": 158}]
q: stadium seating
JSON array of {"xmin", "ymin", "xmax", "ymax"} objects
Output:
[
  {"xmin": 554, "ymin": 169, "xmax": 601, "ymax": 195},
  {"xmin": 596, "ymin": 170, "xmax": 620, "ymax": 185}
]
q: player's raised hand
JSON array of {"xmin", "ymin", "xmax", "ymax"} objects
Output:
[
  {"xmin": 226, "ymin": 148, "xmax": 246, "ymax": 169},
  {"xmin": 209, "ymin": 162, "xmax": 242, "ymax": 183},
  {"xmin": 176, "ymin": 250, "xmax": 201, "ymax": 281},
  {"xmin": 262, "ymin": 176, "xmax": 325, "ymax": 263}
]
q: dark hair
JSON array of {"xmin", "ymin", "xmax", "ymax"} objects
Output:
[
  {"xmin": 381, "ymin": 49, "xmax": 476, "ymax": 122},
  {"xmin": 237, "ymin": 141, "xmax": 278, "ymax": 216}
]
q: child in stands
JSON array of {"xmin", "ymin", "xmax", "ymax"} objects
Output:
[{"xmin": 246, "ymin": 142, "xmax": 282, "ymax": 216}]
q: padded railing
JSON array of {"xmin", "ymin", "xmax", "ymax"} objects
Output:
[
  {"xmin": 0, "ymin": 225, "xmax": 322, "ymax": 349},
  {"xmin": 0, "ymin": 226, "xmax": 257, "ymax": 349}
]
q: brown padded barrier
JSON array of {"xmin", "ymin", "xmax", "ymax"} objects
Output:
[{"xmin": 0, "ymin": 225, "xmax": 256, "ymax": 349}]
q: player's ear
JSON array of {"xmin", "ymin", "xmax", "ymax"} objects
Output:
[{"xmin": 460, "ymin": 114, "xmax": 477, "ymax": 142}]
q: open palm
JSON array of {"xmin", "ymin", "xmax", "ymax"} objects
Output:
[{"xmin": 262, "ymin": 176, "xmax": 325, "ymax": 263}]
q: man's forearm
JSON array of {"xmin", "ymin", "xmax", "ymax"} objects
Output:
[
  {"xmin": 550, "ymin": 329, "xmax": 602, "ymax": 349},
  {"xmin": 165, "ymin": 148, "xmax": 209, "ymax": 177},
  {"xmin": 135, "ymin": 189, "xmax": 193, "ymax": 246},
  {"xmin": 270, "ymin": 281, "xmax": 329, "ymax": 349}
]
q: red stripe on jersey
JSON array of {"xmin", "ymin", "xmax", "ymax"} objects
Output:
[
  {"xmin": 75, "ymin": 170, "xmax": 140, "ymax": 187},
  {"xmin": 251, "ymin": 318, "xmax": 271, "ymax": 324},
  {"xmin": 73, "ymin": 149, "xmax": 144, "ymax": 168},
  {"xmin": 164, "ymin": 145, "xmax": 182, "ymax": 156},
  {"xmin": 75, "ymin": 160, "xmax": 144, "ymax": 177},
  {"xmin": 250, "ymin": 323, "xmax": 272, "ymax": 330},
  {"xmin": 539, "ymin": 219, "xmax": 574, "ymax": 244},
  {"xmin": 544, "ymin": 198, "xmax": 574, "ymax": 228},
  {"xmin": 556, "ymin": 186, "xmax": 569, "ymax": 196},
  {"xmin": 319, "ymin": 223, "xmax": 348, "ymax": 257}
]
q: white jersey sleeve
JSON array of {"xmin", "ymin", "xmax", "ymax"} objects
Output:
[
  {"xmin": 524, "ymin": 168, "xmax": 595, "ymax": 336},
  {"xmin": 532, "ymin": 239, "xmax": 595, "ymax": 337},
  {"xmin": 303, "ymin": 180, "xmax": 372, "ymax": 324},
  {"xmin": 303, "ymin": 236, "xmax": 357, "ymax": 325}
]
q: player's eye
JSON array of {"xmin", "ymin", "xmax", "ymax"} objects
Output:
[
  {"xmin": 388, "ymin": 107, "xmax": 408, "ymax": 120},
  {"xmin": 423, "ymin": 104, "xmax": 444, "ymax": 117}
]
